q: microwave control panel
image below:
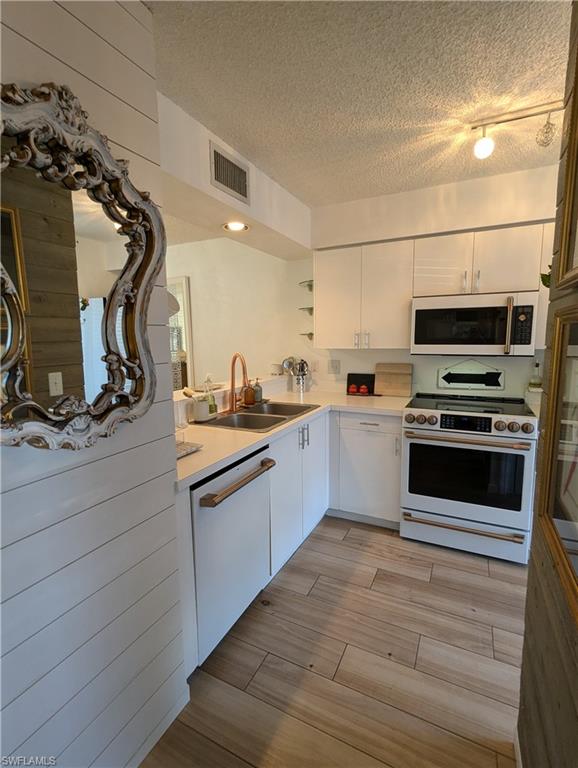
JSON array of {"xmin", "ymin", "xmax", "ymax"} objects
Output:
[{"xmin": 512, "ymin": 306, "xmax": 534, "ymax": 345}]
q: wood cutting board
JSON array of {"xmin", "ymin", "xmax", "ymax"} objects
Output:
[{"xmin": 374, "ymin": 363, "xmax": 413, "ymax": 397}]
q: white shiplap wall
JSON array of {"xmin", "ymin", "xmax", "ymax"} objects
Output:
[{"xmin": 0, "ymin": 3, "xmax": 187, "ymax": 766}]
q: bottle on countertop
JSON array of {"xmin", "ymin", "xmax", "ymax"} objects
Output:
[
  {"xmin": 204, "ymin": 375, "xmax": 217, "ymax": 415},
  {"xmin": 243, "ymin": 381, "xmax": 256, "ymax": 406},
  {"xmin": 528, "ymin": 361, "xmax": 543, "ymax": 391},
  {"xmin": 254, "ymin": 378, "xmax": 263, "ymax": 403}
]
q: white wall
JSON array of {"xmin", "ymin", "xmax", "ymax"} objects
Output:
[
  {"xmin": 1, "ymin": 3, "xmax": 187, "ymax": 766},
  {"xmin": 312, "ymin": 165, "xmax": 558, "ymax": 249},
  {"xmin": 167, "ymin": 238, "xmax": 293, "ymax": 385},
  {"xmin": 76, "ymin": 236, "xmax": 118, "ymax": 298},
  {"xmin": 158, "ymin": 93, "xmax": 311, "ymax": 250}
]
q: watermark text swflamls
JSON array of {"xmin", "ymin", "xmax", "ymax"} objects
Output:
[{"xmin": 1, "ymin": 758, "xmax": 56, "ymax": 766}]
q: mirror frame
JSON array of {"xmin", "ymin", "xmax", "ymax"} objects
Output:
[{"xmin": 1, "ymin": 83, "xmax": 166, "ymax": 449}]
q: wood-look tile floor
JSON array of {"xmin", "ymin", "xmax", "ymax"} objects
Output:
[{"xmin": 142, "ymin": 517, "xmax": 527, "ymax": 768}]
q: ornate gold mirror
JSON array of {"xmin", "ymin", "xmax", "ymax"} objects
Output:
[{"xmin": 1, "ymin": 83, "xmax": 166, "ymax": 449}]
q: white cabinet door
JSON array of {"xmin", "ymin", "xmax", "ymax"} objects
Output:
[
  {"xmin": 473, "ymin": 224, "xmax": 543, "ymax": 294},
  {"xmin": 361, "ymin": 241, "xmax": 414, "ymax": 348},
  {"xmin": 314, "ymin": 247, "xmax": 361, "ymax": 348},
  {"xmin": 269, "ymin": 427, "xmax": 303, "ymax": 575},
  {"xmin": 413, "ymin": 233, "xmax": 474, "ymax": 297},
  {"xmin": 339, "ymin": 427, "xmax": 401, "ymax": 523},
  {"xmin": 302, "ymin": 415, "xmax": 328, "ymax": 536},
  {"xmin": 535, "ymin": 222, "xmax": 555, "ymax": 349}
]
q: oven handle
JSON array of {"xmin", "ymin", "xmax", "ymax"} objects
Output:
[
  {"xmin": 402, "ymin": 512, "xmax": 525, "ymax": 544},
  {"xmin": 404, "ymin": 430, "xmax": 532, "ymax": 451},
  {"xmin": 199, "ymin": 458, "xmax": 276, "ymax": 507},
  {"xmin": 504, "ymin": 295, "xmax": 514, "ymax": 355}
]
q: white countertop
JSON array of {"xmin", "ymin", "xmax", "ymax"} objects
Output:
[{"xmin": 176, "ymin": 390, "xmax": 408, "ymax": 491}]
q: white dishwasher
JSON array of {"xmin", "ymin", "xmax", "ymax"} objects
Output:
[{"xmin": 191, "ymin": 447, "xmax": 275, "ymax": 664}]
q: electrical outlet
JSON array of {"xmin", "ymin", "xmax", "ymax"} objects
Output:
[
  {"xmin": 327, "ymin": 359, "xmax": 341, "ymax": 375},
  {"xmin": 48, "ymin": 371, "xmax": 63, "ymax": 396}
]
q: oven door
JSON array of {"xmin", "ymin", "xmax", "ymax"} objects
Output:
[
  {"xmin": 410, "ymin": 292, "xmax": 537, "ymax": 356},
  {"xmin": 401, "ymin": 429, "xmax": 536, "ymax": 529}
]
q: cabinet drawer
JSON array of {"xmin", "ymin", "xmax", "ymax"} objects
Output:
[{"xmin": 340, "ymin": 412, "xmax": 401, "ymax": 434}]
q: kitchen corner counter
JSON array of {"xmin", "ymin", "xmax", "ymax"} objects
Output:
[{"xmin": 175, "ymin": 391, "xmax": 407, "ymax": 491}]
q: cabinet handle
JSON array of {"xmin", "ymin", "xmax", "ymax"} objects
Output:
[
  {"xmin": 298, "ymin": 427, "xmax": 304, "ymax": 450},
  {"xmin": 363, "ymin": 331, "xmax": 370, "ymax": 348},
  {"xmin": 394, "ymin": 436, "xmax": 400, "ymax": 456},
  {"xmin": 305, "ymin": 423, "xmax": 310, "ymax": 446},
  {"xmin": 359, "ymin": 421, "xmax": 380, "ymax": 427},
  {"xmin": 475, "ymin": 269, "xmax": 481, "ymax": 292},
  {"xmin": 462, "ymin": 270, "xmax": 468, "ymax": 292},
  {"xmin": 199, "ymin": 458, "xmax": 276, "ymax": 507},
  {"xmin": 354, "ymin": 331, "xmax": 360, "ymax": 348}
]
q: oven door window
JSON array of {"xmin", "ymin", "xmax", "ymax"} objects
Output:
[
  {"xmin": 408, "ymin": 442, "xmax": 525, "ymax": 510},
  {"xmin": 414, "ymin": 306, "xmax": 507, "ymax": 345}
]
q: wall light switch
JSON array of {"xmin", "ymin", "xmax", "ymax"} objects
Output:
[
  {"xmin": 48, "ymin": 371, "xmax": 63, "ymax": 396},
  {"xmin": 327, "ymin": 359, "xmax": 341, "ymax": 375}
]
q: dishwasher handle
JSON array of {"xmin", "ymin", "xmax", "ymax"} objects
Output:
[{"xmin": 199, "ymin": 458, "xmax": 276, "ymax": 508}]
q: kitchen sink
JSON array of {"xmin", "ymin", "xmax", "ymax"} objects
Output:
[
  {"xmin": 245, "ymin": 402, "xmax": 320, "ymax": 417},
  {"xmin": 204, "ymin": 412, "xmax": 288, "ymax": 432},
  {"xmin": 204, "ymin": 403, "xmax": 320, "ymax": 432}
]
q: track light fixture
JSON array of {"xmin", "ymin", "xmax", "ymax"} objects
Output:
[{"xmin": 470, "ymin": 100, "xmax": 563, "ymax": 160}]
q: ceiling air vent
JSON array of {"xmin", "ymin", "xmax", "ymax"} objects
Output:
[{"xmin": 209, "ymin": 141, "xmax": 250, "ymax": 204}]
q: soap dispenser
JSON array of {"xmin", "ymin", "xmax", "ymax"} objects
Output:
[
  {"xmin": 254, "ymin": 378, "xmax": 263, "ymax": 403},
  {"xmin": 243, "ymin": 381, "xmax": 256, "ymax": 407}
]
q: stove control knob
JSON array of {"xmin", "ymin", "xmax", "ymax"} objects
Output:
[
  {"xmin": 522, "ymin": 422, "xmax": 535, "ymax": 434},
  {"xmin": 427, "ymin": 415, "xmax": 438, "ymax": 425},
  {"xmin": 494, "ymin": 420, "xmax": 507, "ymax": 431},
  {"xmin": 508, "ymin": 421, "xmax": 521, "ymax": 433},
  {"xmin": 404, "ymin": 413, "xmax": 415, "ymax": 423},
  {"xmin": 416, "ymin": 414, "xmax": 427, "ymax": 425}
]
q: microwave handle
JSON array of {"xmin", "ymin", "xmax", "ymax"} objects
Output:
[{"xmin": 504, "ymin": 295, "xmax": 514, "ymax": 355}]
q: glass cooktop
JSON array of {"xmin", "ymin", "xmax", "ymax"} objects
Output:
[{"xmin": 407, "ymin": 392, "xmax": 535, "ymax": 417}]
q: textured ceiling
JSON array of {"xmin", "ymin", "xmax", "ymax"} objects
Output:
[{"xmin": 149, "ymin": 1, "xmax": 571, "ymax": 207}]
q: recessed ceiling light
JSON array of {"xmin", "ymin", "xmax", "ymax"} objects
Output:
[{"xmin": 223, "ymin": 221, "xmax": 249, "ymax": 232}]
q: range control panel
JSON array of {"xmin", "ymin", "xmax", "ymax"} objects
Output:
[
  {"xmin": 403, "ymin": 409, "xmax": 538, "ymax": 439},
  {"xmin": 440, "ymin": 414, "xmax": 492, "ymax": 433}
]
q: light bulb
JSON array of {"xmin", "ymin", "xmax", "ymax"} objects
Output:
[
  {"xmin": 223, "ymin": 221, "xmax": 249, "ymax": 232},
  {"xmin": 473, "ymin": 129, "xmax": 495, "ymax": 160}
]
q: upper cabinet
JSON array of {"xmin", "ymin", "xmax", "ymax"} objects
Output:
[
  {"xmin": 414, "ymin": 233, "xmax": 474, "ymax": 297},
  {"xmin": 472, "ymin": 224, "xmax": 543, "ymax": 294},
  {"xmin": 314, "ymin": 242, "xmax": 413, "ymax": 349},
  {"xmin": 361, "ymin": 241, "xmax": 414, "ymax": 349},
  {"xmin": 314, "ymin": 247, "xmax": 362, "ymax": 349},
  {"xmin": 535, "ymin": 222, "xmax": 555, "ymax": 350},
  {"xmin": 413, "ymin": 224, "xmax": 544, "ymax": 297}
]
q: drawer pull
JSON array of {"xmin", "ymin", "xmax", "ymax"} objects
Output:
[
  {"xmin": 359, "ymin": 422, "xmax": 380, "ymax": 427},
  {"xmin": 200, "ymin": 458, "xmax": 276, "ymax": 508},
  {"xmin": 402, "ymin": 512, "xmax": 525, "ymax": 544}
]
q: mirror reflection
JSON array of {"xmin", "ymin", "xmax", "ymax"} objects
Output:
[
  {"xmin": 553, "ymin": 321, "xmax": 578, "ymax": 578},
  {"xmin": 1, "ymin": 155, "xmax": 128, "ymax": 409}
]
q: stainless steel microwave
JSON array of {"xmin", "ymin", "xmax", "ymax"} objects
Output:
[{"xmin": 410, "ymin": 292, "xmax": 539, "ymax": 356}]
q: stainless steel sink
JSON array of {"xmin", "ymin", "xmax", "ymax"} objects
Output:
[
  {"xmin": 246, "ymin": 402, "xmax": 320, "ymax": 417},
  {"xmin": 204, "ymin": 402, "xmax": 320, "ymax": 432},
  {"xmin": 205, "ymin": 412, "xmax": 288, "ymax": 432}
]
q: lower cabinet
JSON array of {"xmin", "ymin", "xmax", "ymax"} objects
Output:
[
  {"xmin": 338, "ymin": 414, "xmax": 402, "ymax": 524},
  {"xmin": 269, "ymin": 412, "xmax": 329, "ymax": 575},
  {"xmin": 269, "ymin": 427, "xmax": 303, "ymax": 575}
]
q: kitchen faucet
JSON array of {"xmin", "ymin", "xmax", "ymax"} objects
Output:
[{"xmin": 229, "ymin": 352, "xmax": 249, "ymax": 412}]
